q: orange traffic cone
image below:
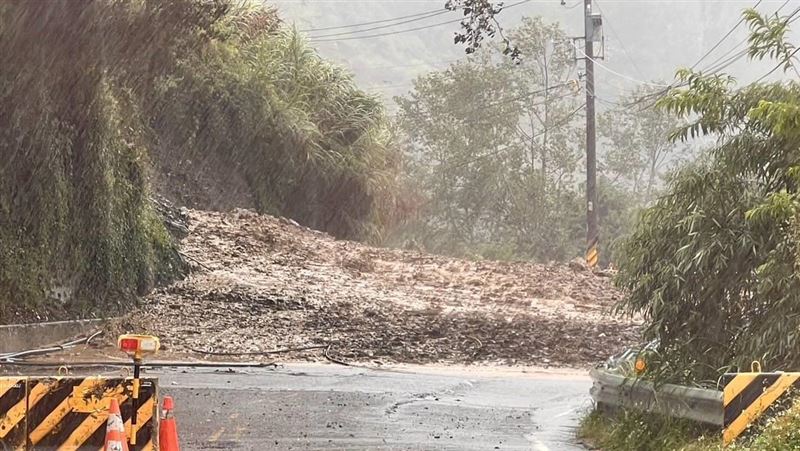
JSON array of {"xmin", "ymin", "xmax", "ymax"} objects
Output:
[
  {"xmin": 104, "ymin": 398, "xmax": 129, "ymax": 451},
  {"xmin": 159, "ymin": 396, "xmax": 180, "ymax": 451}
]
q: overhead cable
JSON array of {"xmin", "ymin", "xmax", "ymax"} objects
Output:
[
  {"xmin": 689, "ymin": 0, "xmax": 765, "ymax": 70},
  {"xmin": 460, "ymin": 81, "xmax": 576, "ymax": 116},
  {"xmin": 309, "ymin": 0, "xmax": 532, "ymax": 42},
  {"xmin": 307, "ymin": 10, "xmax": 451, "ymax": 38},
  {"xmin": 299, "ymin": 6, "xmax": 447, "ymax": 33},
  {"xmin": 593, "ymin": 0, "xmax": 648, "ymax": 80},
  {"xmin": 575, "ymin": 47, "xmax": 671, "ymax": 87},
  {"xmin": 621, "ymin": 0, "xmax": 782, "ymax": 109}
]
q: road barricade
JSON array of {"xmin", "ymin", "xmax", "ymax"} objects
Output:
[
  {"xmin": 722, "ymin": 370, "xmax": 800, "ymax": 445},
  {"xmin": 0, "ymin": 376, "xmax": 158, "ymax": 450}
]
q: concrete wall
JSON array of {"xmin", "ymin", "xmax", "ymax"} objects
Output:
[{"xmin": 0, "ymin": 319, "xmax": 105, "ymax": 353}]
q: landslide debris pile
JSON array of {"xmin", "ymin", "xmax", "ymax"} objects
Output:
[{"xmin": 129, "ymin": 209, "xmax": 640, "ymax": 367}]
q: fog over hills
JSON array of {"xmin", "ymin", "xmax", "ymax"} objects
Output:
[{"xmin": 271, "ymin": 0, "xmax": 799, "ymax": 110}]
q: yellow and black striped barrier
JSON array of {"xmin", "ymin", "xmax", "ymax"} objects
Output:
[
  {"xmin": 722, "ymin": 368, "xmax": 800, "ymax": 445},
  {"xmin": 586, "ymin": 236, "xmax": 599, "ymax": 268},
  {"xmin": 0, "ymin": 376, "xmax": 158, "ymax": 450}
]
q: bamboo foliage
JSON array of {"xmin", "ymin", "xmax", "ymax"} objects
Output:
[
  {"xmin": 615, "ymin": 8, "xmax": 800, "ymax": 383},
  {"xmin": 0, "ymin": 0, "xmax": 402, "ymax": 321},
  {"xmin": 152, "ymin": 14, "xmax": 401, "ymax": 241}
]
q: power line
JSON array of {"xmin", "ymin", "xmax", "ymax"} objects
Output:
[
  {"xmin": 306, "ymin": 10, "xmax": 451, "ymax": 38},
  {"xmin": 401, "ymin": 81, "xmax": 577, "ymax": 118},
  {"xmin": 745, "ymin": 3, "xmax": 800, "ymax": 81},
  {"xmin": 461, "ymin": 81, "xmax": 577, "ymax": 116},
  {"xmin": 594, "ymin": 94, "xmax": 626, "ymax": 108},
  {"xmin": 309, "ymin": 0, "xmax": 532, "ymax": 42},
  {"xmin": 704, "ymin": 47, "xmax": 750, "ymax": 74},
  {"xmin": 298, "ymin": 7, "xmax": 445, "ymax": 33},
  {"xmin": 697, "ymin": 37, "xmax": 749, "ymax": 72},
  {"xmin": 593, "ymin": 0, "xmax": 648, "ymax": 80},
  {"xmin": 618, "ymin": 2, "xmax": 786, "ymax": 109},
  {"xmin": 575, "ymin": 46, "xmax": 671, "ymax": 87},
  {"xmin": 689, "ymin": 0, "xmax": 795, "ymax": 76},
  {"xmin": 309, "ymin": 16, "xmax": 462, "ymax": 42},
  {"xmin": 689, "ymin": 0, "xmax": 765, "ymax": 70},
  {"xmin": 620, "ymin": 0, "xmax": 786, "ymax": 109}
]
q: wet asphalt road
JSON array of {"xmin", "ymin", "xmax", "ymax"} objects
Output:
[{"xmin": 151, "ymin": 363, "xmax": 591, "ymax": 451}]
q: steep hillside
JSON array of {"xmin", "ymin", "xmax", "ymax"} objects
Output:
[{"xmin": 123, "ymin": 208, "xmax": 640, "ymax": 367}]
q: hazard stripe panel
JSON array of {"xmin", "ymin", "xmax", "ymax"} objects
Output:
[
  {"xmin": 0, "ymin": 379, "xmax": 26, "ymax": 445},
  {"xmin": 0, "ymin": 377, "xmax": 158, "ymax": 450},
  {"xmin": 722, "ymin": 372, "xmax": 800, "ymax": 445}
]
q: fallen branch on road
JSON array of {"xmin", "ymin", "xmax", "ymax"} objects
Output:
[{"xmin": 324, "ymin": 345, "xmax": 352, "ymax": 367}]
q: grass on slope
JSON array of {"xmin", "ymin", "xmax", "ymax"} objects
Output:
[{"xmin": 579, "ymin": 401, "xmax": 800, "ymax": 451}]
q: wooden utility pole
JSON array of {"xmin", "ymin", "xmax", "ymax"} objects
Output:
[{"xmin": 584, "ymin": 0, "xmax": 599, "ymax": 268}]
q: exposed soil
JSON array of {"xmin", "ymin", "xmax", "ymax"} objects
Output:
[
  {"xmin": 119, "ymin": 208, "xmax": 641, "ymax": 367},
  {"xmin": 148, "ymin": 142, "xmax": 255, "ymax": 212}
]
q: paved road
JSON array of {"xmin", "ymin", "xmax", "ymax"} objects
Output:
[{"xmin": 150, "ymin": 363, "xmax": 591, "ymax": 451}]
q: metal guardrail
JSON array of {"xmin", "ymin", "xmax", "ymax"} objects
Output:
[{"xmin": 590, "ymin": 368, "xmax": 724, "ymax": 426}]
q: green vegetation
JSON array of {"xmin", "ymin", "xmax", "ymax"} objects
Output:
[
  {"xmin": 615, "ymin": 6, "xmax": 800, "ymax": 384},
  {"xmin": 394, "ymin": 17, "xmax": 682, "ymax": 262},
  {"xmin": 0, "ymin": 0, "xmax": 222, "ymax": 321},
  {"xmin": 578, "ymin": 409, "xmax": 716, "ymax": 451},
  {"xmin": 580, "ymin": 401, "xmax": 800, "ymax": 451},
  {"xmin": 0, "ymin": 1, "xmax": 400, "ymax": 322},
  {"xmin": 155, "ymin": 7, "xmax": 402, "ymax": 240},
  {"xmin": 584, "ymin": 6, "xmax": 800, "ymax": 450}
]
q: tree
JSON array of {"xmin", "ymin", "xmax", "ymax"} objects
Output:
[
  {"xmin": 598, "ymin": 87, "xmax": 690, "ymax": 204},
  {"xmin": 396, "ymin": 54, "xmax": 523, "ymax": 256},
  {"xmin": 395, "ymin": 17, "xmax": 594, "ymax": 261},
  {"xmin": 614, "ymin": 8, "xmax": 800, "ymax": 383}
]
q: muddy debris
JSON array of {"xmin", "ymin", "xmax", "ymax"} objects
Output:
[{"xmin": 123, "ymin": 209, "xmax": 640, "ymax": 367}]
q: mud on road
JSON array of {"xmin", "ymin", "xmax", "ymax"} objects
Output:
[
  {"xmin": 156, "ymin": 364, "xmax": 590, "ymax": 451},
  {"xmin": 118, "ymin": 209, "xmax": 640, "ymax": 367}
]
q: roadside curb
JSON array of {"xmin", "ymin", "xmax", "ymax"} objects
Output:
[{"xmin": 0, "ymin": 318, "xmax": 108, "ymax": 353}]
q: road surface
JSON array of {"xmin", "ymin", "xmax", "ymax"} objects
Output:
[{"xmin": 149, "ymin": 363, "xmax": 591, "ymax": 450}]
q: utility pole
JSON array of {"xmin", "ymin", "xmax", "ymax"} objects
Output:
[{"xmin": 583, "ymin": 0, "xmax": 599, "ymax": 268}]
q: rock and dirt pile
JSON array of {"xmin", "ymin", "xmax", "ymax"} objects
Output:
[{"xmin": 122, "ymin": 209, "xmax": 640, "ymax": 367}]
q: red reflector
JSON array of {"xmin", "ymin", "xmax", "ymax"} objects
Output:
[{"xmin": 119, "ymin": 338, "xmax": 139, "ymax": 352}]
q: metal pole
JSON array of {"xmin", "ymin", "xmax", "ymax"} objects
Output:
[
  {"xmin": 130, "ymin": 358, "xmax": 141, "ymax": 450},
  {"xmin": 584, "ymin": 0, "xmax": 599, "ymax": 268}
]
